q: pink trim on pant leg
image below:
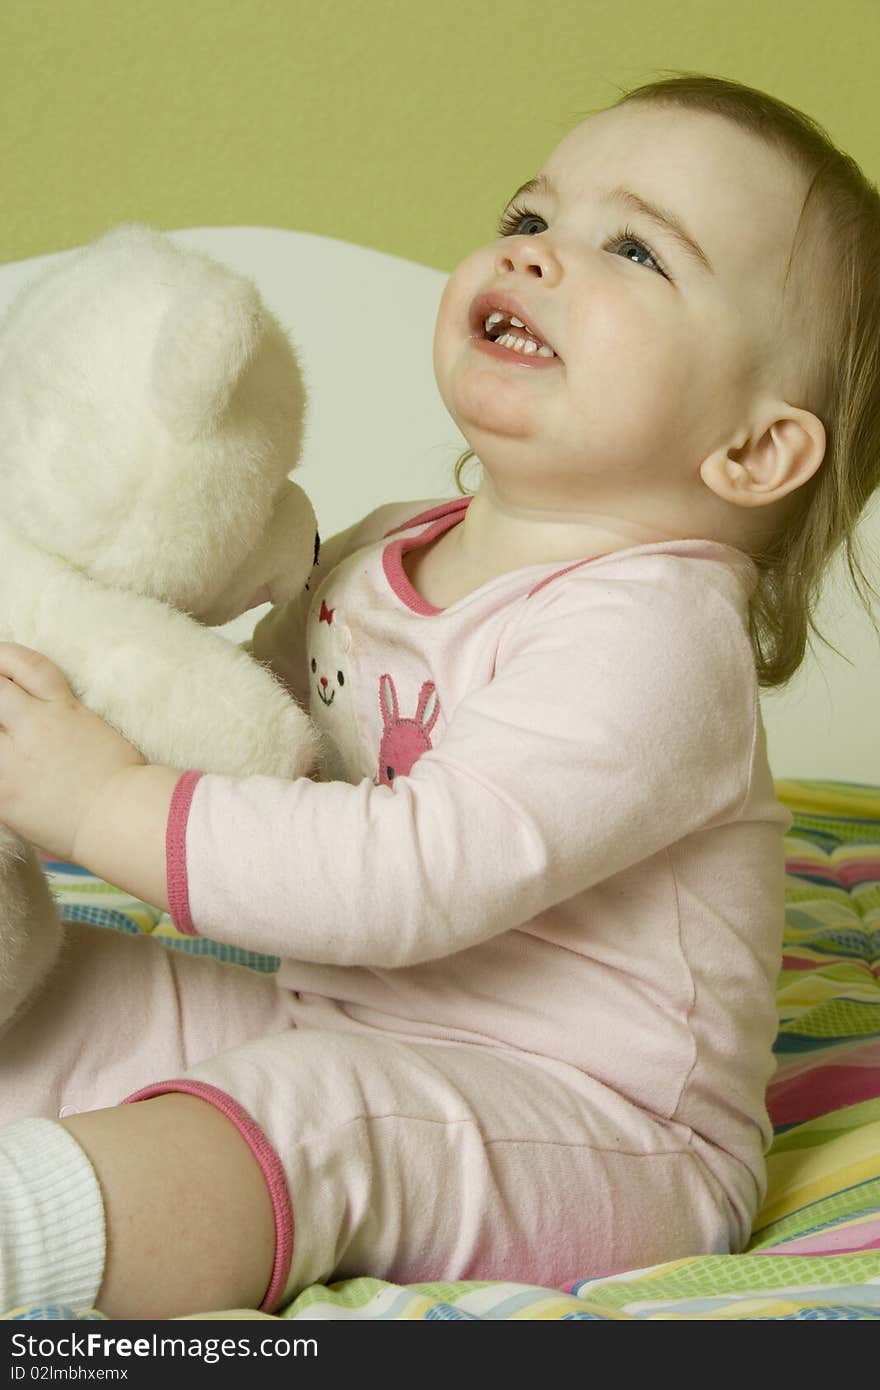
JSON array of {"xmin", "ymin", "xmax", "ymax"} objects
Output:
[
  {"xmin": 123, "ymin": 1078, "xmax": 294, "ymax": 1314},
  {"xmin": 166, "ymin": 770, "xmax": 203, "ymax": 936}
]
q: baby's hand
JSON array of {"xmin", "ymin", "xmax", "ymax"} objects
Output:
[{"xmin": 0, "ymin": 643, "xmax": 145, "ymax": 862}]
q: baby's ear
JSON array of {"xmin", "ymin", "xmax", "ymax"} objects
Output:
[
  {"xmin": 700, "ymin": 408, "xmax": 826, "ymax": 508},
  {"xmin": 151, "ymin": 272, "xmax": 262, "ymax": 439}
]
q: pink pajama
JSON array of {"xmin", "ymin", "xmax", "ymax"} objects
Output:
[{"xmin": 0, "ymin": 923, "xmax": 740, "ymax": 1312}]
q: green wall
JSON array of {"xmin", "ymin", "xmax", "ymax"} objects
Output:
[{"xmin": 4, "ymin": 0, "xmax": 879, "ymax": 269}]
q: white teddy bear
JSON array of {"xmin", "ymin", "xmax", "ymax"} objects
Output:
[{"xmin": 0, "ymin": 224, "xmax": 320, "ymax": 1029}]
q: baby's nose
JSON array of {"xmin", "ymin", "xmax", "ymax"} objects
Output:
[{"xmin": 495, "ymin": 234, "xmax": 561, "ymax": 282}]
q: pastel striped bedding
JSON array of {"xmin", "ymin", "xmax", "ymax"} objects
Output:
[{"xmin": 5, "ymin": 778, "xmax": 880, "ymax": 1321}]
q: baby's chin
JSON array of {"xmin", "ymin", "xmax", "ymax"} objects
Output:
[{"xmin": 449, "ymin": 389, "xmax": 551, "ymax": 451}]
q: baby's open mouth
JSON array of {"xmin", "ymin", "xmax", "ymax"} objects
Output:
[
  {"xmin": 469, "ymin": 293, "xmax": 560, "ymax": 363},
  {"xmin": 482, "ymin": 310, "xmax": 557, "ymax": 358}
]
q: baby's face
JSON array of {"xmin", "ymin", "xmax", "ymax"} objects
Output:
[{"xmin": 433, "ymin": 102, "xmax": 808, "ymax": 519}]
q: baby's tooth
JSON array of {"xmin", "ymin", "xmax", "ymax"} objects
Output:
[
  {"xmin": 485, "ymin": 311, "xmax": 505, "ymax": 331},
  {"xmin": 493, "ymin": 330, "xmax": 556, "ymax": 358},
  {"xmin": 509, "ymin": 316, "xmax": 526, "ymax": 328}
]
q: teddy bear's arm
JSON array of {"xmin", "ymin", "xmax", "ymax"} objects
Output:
[
  {"xmin": 244, "ymin": 586, "xmax": 312, "ymax": 707},
  {"xmin": 86, "ymin": 609, "xmax": 320, "ymax": 780},
  {"xmin": 3, "ymin": 525, "xmax": 318, "ymax": 781}
]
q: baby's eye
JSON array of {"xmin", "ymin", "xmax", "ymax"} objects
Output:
[
  {"xmin": 497, "ymin": 204, "xmax": 547, "ymax": 238},
  {"xmin": 607, "ymin": 227, "xmax": 668, "ymax": 278}
]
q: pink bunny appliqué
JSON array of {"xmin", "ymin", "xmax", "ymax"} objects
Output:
[{"xmin": 377, "ymin": 674, "xmax": 440, "ymax": 787}]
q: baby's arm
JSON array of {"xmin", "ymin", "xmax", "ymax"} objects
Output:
[
  {"xmin": 0, "ymin": 563, "xmax": 760, "ymax": 964},
  {"xmin": 169, "ymin": 564, "xmax": 762, "ymax": 966}
]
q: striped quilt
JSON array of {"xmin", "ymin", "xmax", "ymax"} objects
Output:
[{"xmin": 5, "ymin": 778, "xmax": 880, "ymax": 1321}]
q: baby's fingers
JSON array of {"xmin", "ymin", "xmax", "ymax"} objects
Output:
[{"xmin": 0, "ymin": 643, "xmax": 74, "ymax": 702}]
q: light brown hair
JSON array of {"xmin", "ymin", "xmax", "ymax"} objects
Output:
[{"xmin": 455, "ymin": 72, "xmax": 880, "ymax": 689}]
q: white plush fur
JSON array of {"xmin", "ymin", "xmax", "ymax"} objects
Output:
[{"xmin": 0, "ymin": 224, "xmax": 320, "ymax": 1029}]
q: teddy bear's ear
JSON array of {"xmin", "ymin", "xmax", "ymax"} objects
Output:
[{"xmin": 150, "ymin": 270, "xmax": 263, "ymax": 439}]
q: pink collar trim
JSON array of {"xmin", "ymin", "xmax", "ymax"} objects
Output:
[
  {"xmin": 379, "ymin": 494, "xmax": 753, "ymax": 615},
  {"xmin": 382, "ymin": 497, "xmax": 471, "ymax": 615}
]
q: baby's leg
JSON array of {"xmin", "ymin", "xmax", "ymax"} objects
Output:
[
  {"xmin": 0, "ymin": 988, "xmax": 743, "ymax": 1318},
  {"xmin": 62, "ymin": 1093, "xmax": 276, "ymax": 1317},
  {"xmin": 0, "ymin": 924, "xmax": 299, "ymax": 1317},
  {"xmin": 94, "ymin": 1020, "xmax": 742, "ymax": 1314},
  {"xmin": 0, "ymin": 922, "xmax": 298, "ymax": 1125}
]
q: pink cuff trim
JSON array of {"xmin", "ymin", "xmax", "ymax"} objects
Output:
[
  {"xmin": 122, "ymin": 1079, "xmax": 295, "ymax": 1314},
  {"xmin": 166, "ymin": 770, "xmax": 203, "ymax": 936}
]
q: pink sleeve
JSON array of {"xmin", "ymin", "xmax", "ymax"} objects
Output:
[{"xmin": 167, "ymin": 566, "xmax": 760, "ymax": 968}]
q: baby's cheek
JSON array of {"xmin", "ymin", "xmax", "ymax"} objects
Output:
[{"xmin": 436, "ymin": 254, "xmax": 481, "ymax": 335}]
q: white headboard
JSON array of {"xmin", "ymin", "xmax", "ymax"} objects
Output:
[{"xmin": 1, "ymin": 227, "xmax": 877, "ymax": 784}]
